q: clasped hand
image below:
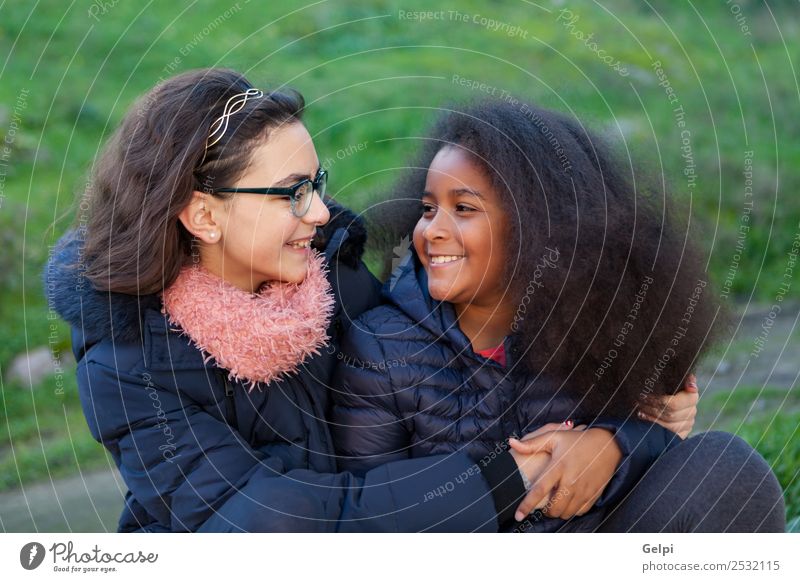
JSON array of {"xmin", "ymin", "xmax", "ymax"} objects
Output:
[
  {"xmin": 506, "ymin": 374, "xmax": 700, "ymax": 522},
  {"xmin": 508, "ymin": 422, "xmax": 620, "ymax": 522}
]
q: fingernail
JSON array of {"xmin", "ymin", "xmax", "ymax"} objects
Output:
[
  {"xmin": 564, "ymin": 419, "xmax": 574, "ymax": 427},
  {"xmin": 515, "ymin": 510, "xmax": 524, "ymax": 522}
]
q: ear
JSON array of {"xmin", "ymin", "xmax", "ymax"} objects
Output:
[{"xmin": 178, "ymin": 191, "xmax": 222, "ymax": 244}]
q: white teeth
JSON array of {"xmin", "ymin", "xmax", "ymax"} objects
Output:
[
  {"xmin": 289, "ymin": 239, "xmax": 311, "ymax": 249},
  {"xmin": 430, "ymin": 255, "xmax": 463, "ymax": 264}
]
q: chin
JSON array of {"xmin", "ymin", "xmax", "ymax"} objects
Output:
[
  {"xmin": 281, "ymin": 268, "xmax": 308, "ymax": 285},
  {"xmin": 257, "ymin": 265, "xmax": 307, "ymax": 286},
  {"xmin": 427, "ymin": 281, "xmax": 458, "ymax": 302}
]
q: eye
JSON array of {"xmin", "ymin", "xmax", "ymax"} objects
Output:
[
  {"xmin": 421, "ymin": 202, "xmax": 436, "ymax": 214},
  {"xmin": 455, "ymin": 203, "xmax": 477, "ymax": 212},
  {"xmin": 293, "ymin": 182, "xmax": 313, "ymax": 201}
]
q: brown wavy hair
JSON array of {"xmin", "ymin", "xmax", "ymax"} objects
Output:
[
  {"xmin": 369, "ymin": 98, "xmax": 729, "ymax": 418},
  {"xmin": 78, "ymin": 68, "xmax": 304, "ymax": 295}
]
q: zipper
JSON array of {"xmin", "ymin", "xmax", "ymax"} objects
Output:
[{"xmin": 219, "ymin": 371, "xmax": 239, "ymax": 430}]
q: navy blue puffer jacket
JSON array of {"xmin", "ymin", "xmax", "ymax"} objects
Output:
[
  {"xmin": 43, "ymin": 205, "xmax": 520, "ymax": 532},
  {"xmin": 332, "ymin": 247, "xmax": 680, "ymax": 532}
]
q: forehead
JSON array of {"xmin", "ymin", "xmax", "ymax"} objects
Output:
[
  {"xmin": 425, "ymin": 146, "xmax": 497, "ymax": 198},
  {"xmin": 245, "ymin": 121, "xmax": 318, "ymax": 178},
  {"xmin": 428, "ymin": 146, "xmax": 479, "ymax": 174}
]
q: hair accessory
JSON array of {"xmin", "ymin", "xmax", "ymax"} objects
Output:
[{"xmin": 200, "ymin": 88, "xmax": 264, "ymax": 165}]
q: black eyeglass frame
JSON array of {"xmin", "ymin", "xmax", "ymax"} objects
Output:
[{"xmin": 210, "ymin": 168, "xmax": 327, "ymax": 217}]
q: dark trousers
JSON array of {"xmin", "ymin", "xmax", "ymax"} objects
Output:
[{"xmin": 595, "ymin": 431, "xmax": 786, "ymax": 532}]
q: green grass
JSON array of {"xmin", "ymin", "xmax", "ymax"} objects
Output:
[
  {"xmin": 0, "ymin": 0, "xmax": 798, "ymax": 522},
  {"xmin": 0, "ymin": 363, "xmax": 110, "ymax": 492},
  {"xmin": 696, "ymin": 387, "xmax": 800, "ymax": 530}
]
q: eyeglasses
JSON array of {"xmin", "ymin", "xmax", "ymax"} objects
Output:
[{"xmin": 210, "ymin": 168, "xmax": 327, "ymax": 218}]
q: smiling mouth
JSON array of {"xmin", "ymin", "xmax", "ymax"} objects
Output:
[
  {"xmin": 429, "ymin": 255, "xmax": 464, "ymax": 265},
  {"xmin": 286, "ymin": 237, "xmax": 314, "ymax": 250}
]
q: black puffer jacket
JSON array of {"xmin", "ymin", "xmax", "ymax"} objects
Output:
[
  {"xmin": 332, "ymin": 247, "xmax": 680, "ymax": 532},
  {"xmin": 43, "ymin": 203, "xmax": 526, "ymax": 532}
]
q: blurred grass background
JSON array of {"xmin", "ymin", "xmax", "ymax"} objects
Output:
[{"xmin": 0, "ymin": 0, "xmax": 797, "ymax": 529}]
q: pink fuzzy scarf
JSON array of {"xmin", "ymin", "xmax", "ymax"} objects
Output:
[{"xmin": 161, "ymin": 251, "xmax": 335, "ymax": 390}]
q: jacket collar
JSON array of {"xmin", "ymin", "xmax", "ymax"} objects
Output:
[
  {"xmin": 44, "ymin": 230, "xmax": 162, "ymax": 357},
  {"xmin": 383, "ymin": 245, "xmax": 501, "ymax": 365}
]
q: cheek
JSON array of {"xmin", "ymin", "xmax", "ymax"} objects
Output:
[
  {"xmin": 484, "ymin": 233, "xmax": 507, "ymax": 277},
  {"xmin": 463, "ymin": 220, "xmax": 507, "ymax": 289},
  {"xmin": 412, "ymin": 222, "xmax": 426, "ymax": 258},
  {"xmin": 228, "ymin": 203, "xmax": 295, "ymax": 259},
  {"xmin": 463, "ymin": 219, "xmax": 494, "ymax": 260},
  {"xmin": 485, "ymin": 215, "xmax": 507, "ymax": 266}
]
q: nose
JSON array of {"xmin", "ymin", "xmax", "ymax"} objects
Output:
[
  {"xmin": 422, "ymin": 207, "xmax": 454, "ymax": 242},
  {"xmin": 302, "ymin": 192, "xmax": 330, "ymax": 226}
]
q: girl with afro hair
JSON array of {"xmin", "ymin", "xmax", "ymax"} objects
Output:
[{"xmin": 331, "ymin": 98, "xmax": 785, "ymax": 532}]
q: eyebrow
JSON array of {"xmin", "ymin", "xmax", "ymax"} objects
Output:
[
  {"xmin": 421, "ymin": 188, "xmax": 485, "ymax": 200},
  {"xmin": 273, "ymin": 168, "xmax": 320, "ymax": 187}
]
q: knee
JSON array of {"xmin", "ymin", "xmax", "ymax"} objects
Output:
[
  {"xmin": 682, "ymin": 431, "xmax": 786, "ymax": 529},
  {"xmin": 685, "ymin": 430, "xmax": 748, "ymax": 451},
  {"xmin": 682, "ymin": 431, "xmax": 773, "ymax": 478},
  {"xmin": 603, "ymin": 431, "xmax": 787, "ymax": 532}
]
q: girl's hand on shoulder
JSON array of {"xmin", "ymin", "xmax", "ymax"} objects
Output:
[
  {"xmin": 508, "ymin": 425, "xmax": 622, "ymax": 521},
  {"xmin": 639, "ymin": 374, "xmax": 699, "ymax": 439}
]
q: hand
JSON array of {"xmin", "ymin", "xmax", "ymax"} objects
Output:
[
  {"xmin": 508, "ymin": 426, "xmax": 622, "ymax": 521},
  {"xmin": 508, "ymin": 421, "xmax": 573, "ymax": 500},
  {"xmin": 639, "ymin": 373, "xmax": 699, "ymax": 439}
]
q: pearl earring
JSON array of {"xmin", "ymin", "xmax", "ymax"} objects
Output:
[{"xmin": 209, "ymin": 232, "xmax": 216, "ymax": 239}]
